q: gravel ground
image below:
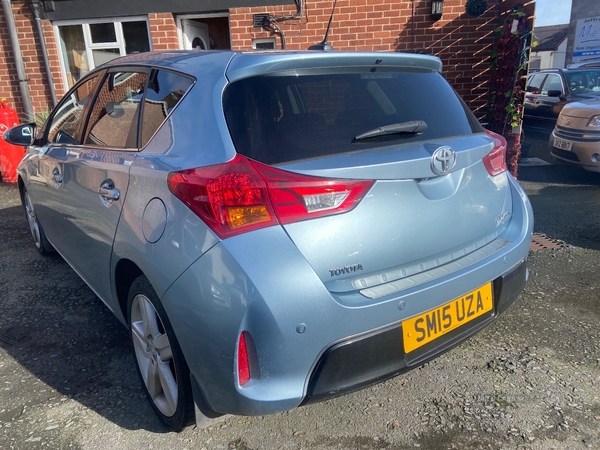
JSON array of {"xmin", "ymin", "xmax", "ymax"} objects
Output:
[{"xmin": 1, "ymin": 152, "xmax": 600, "ymax": 450}]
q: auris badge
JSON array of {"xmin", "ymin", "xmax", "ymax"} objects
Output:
[{"xmin": 431, "ymin": 146, "xmax": 457, "ymax": 175}]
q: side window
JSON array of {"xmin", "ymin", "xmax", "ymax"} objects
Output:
[
  {"xmin": 140, "ymin": 70, "xmax": 193, "ymax": 147},
  {"xmin": 541, "ymin": 74, "xmax": 563, "ymax": 94},
  {"xmin": 84, "ymin": 71, "xmax": 147, "ymax": 148},
  {"xmin": 46, "ymin": 75, "xmax": 99, "ymax": 144},
  {"xmin": 526, "ymin": 74, "xmax": 546, "ymax": 93}
]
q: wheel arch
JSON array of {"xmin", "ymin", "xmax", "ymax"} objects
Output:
[
  {"xmin": 17, "ymin": 176, "xmax": 25, "ymax": 201},
  {"xmin": 114, "ymin": 258, "xmax": 143, "ymax": 323}
]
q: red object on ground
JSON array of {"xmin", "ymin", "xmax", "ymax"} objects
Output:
[{"xmin": 0, "ymin": 99, "xmax": 23, "ymax": 183}]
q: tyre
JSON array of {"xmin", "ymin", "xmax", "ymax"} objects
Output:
[
  {"xmin": 22, "ymin": 187, "xmax": 55, "ymax": 255},
  {"xmin": 127, "ymin": 275, "xmax": 195, "ymax": 431}
]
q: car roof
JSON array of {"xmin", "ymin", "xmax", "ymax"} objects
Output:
[
  {"xmin": 100, "ymin": 50, "xmax": 444, "ymax": 79},
  {"xmin": 99, "ymin": 50, "xmax": 236, "ymax": 73},
  {"xmin": 531, "ymin": 67, "xmax": 600, "ymax": 75},
  {"xmin": 567, "ymin": 59, "xmax": 600, "ymax": 69}
]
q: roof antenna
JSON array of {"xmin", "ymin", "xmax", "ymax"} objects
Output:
[{"xmin": 308, "ymin": 0, "xmax": 337, "ymax": 51}]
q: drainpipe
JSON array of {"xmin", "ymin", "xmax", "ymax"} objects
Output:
[
  {"xmin": 411, "ymin": 0, "xmax": 416, "ymax": 52},
  {"xmin": 30, "ymin": 0, "xmax": 57, "ymax": 107},
  {"xmin": 1, "ymin": 0, "xmax": 33, "ymax": 119}
]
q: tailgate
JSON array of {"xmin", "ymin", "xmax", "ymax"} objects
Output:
[{"xmin": 279, "ymin": 136, "xmax": 512, "ymax": 295}]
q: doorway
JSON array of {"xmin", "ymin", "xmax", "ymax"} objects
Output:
[{"xmin": 179, "ymin": 15, "xmax": 231, "ymax": 50}]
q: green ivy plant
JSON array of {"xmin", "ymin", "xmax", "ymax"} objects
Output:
[
  {"xmin": 466, "ymin": 0, "xmax": 488, "ymax": 17},
  {"xmin": 486, "ymin": 7, "xmax": 531, "ymax": 178}
]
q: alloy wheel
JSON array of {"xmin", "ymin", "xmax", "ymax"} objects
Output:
[
  {"xmin": 24, "ymin": 191, "xmax": 42, "ymax": 250},
  {"xmin": 130, "ymin": 293, "xmax": 178, "ymax": 417}
]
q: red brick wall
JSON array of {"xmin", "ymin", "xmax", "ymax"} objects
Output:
[
  {"xmin": 0, "ymin": 1, "xmax": 58, "ymax": 120},
  {"xmin": 148, "ymin": 13, "xmax": 179, "ymax": 51},
  {"xmin": 0, "ymin": 1, "xmax": 529, "ymax": 122},
  {"xmin": 230, "ymin": 0, "xmax": 504, "ymax": 119}
]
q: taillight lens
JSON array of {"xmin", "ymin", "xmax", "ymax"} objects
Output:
[
  {"xmin": 248, "ymin": 160, "xmax": 374, "ymax": 225},
  {"xmin": 168, "ymin": 154, "xmax": 374, "ymax": 238},
  {"xmin": 167, "ymin": 155, "xmax": 278, "ymax": 239},
  {"xmin": 238, "ymin": 331, "xmax": 251, "ymax": 386},
  {"xmin": 483, "ymin": 129, "xmax": 508, "ymax": 176}
]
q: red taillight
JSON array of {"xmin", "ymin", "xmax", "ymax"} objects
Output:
[
  {"xmin": 249, "ymin": 160, "xmax": 374, "ymax": 225},
  {"xmin": 167, "ymin": 155, "xmax": 278, "ymax": 239},
  {"xmin": 483, "ymin": 130, "xmax": 508, "ymax": 176},
  {"xmin": 168, "ymin": 155, "xmax": 374, "ymax": 238},
  {"xmin": 237, "ymin": 331, "xmax": 251, "ymax": 386}
]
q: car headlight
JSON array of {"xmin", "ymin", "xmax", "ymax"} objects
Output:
[{"xmin": 588, "ymin": 115, "xmax": 600, "ymax": 127}]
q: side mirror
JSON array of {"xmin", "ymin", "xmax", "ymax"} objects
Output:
[
  {"xmin": 547, "ymin": 90, "xmax": 562, "ymax": 98},
  {"xmin": 3, "ymin": 123, "xmax": 36, "ymax": 146}
]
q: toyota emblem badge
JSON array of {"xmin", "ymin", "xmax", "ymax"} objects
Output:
[{"xmin": 431, "ymin": 146, "xmax": 457, "ymax": 175}]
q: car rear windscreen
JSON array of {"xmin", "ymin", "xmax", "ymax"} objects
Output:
[{"xmin": 223, "ymin": 69, "xmax": 482, "ymax": 165}]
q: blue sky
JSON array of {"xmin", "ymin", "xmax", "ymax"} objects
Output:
[{"xmin": 534, "ymin": 0, "xmax": 572, "ymax": 26}]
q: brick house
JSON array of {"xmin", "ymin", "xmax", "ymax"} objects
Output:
[{"xmin": 0, "ymin": 0, "xmax": 533, "ymax": 122}]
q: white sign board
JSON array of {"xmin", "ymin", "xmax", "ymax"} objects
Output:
[{"xmin": 573, "ymin": 16, "xmax": 600, "ymax": 62}]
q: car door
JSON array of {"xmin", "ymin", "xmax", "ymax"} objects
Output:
[
  {"xmin": 537, "ymin": 74, "xmax": 566, "ymax": 120},
  {"xmin": 524, "ymin": 73, "xmax": 547, "ymax": 120},
  {"xmin": 59, "ymin": 69, "xmax": 148, "ymax": 307},
  {"xmin": 25, "ymin": 74, "xmax": 102, "ymax": 250}
]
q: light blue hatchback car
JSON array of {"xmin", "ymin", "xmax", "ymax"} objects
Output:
[{"xmin": 5, "ymin": 50, "xmax": 533, "ymax": 431}]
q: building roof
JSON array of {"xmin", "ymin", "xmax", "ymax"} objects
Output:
[{"xmin": 533, "ymin": 24, "xmax": 569, "ymax": 52}]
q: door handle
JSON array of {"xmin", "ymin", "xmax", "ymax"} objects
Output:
[
  {"xmin": 99, "ymin": 185, "xmax": 120, "ymax": 201},
  {"xmin": 98, "ymin": 180, "xmax": 121, "ymax": 205}
]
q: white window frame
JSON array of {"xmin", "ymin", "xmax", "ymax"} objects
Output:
[{"xmin": 54, "ymin": 17, "xmax": 152, "ymax": 90}]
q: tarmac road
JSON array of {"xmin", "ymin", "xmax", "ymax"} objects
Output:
[{"xmin": 1, "ymin": 130, "xmax": 600, "ymax": 449}]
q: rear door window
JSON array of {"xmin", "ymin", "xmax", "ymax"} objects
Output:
[
  {"xmin": 84, "ymin": 71, "xmax": 147, "ymax": 148},
  {"xmin": 140, "ymin": 69, "xmax": 194, "ymax": 147},
  {"xmin": 223, "ymin": 69, "xmax": 481, "ymax": 165},
  {"xmin": 81, "ymin": 69, "xmax": 193, "ymax": 149}
]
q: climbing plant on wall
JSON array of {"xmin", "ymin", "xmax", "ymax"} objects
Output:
[{"xmin": 487, "ymin": 5, "xmax": 532, "ymax": 178}]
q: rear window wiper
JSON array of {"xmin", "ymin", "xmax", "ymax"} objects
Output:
[{"xmin": 352, "ymin": 120, "xmax": 427, "ymax": 142}]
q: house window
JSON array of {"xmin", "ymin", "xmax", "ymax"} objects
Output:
[
  {"xmin": 529, "ymin": 57, "xmax": 541, "ymax": 72},
  {"xmin": 252, "ymin": 38, "xmax": 276, "ymax": 50},
  {"xmin": 55, "ymin": 18, "xmax": 151, "ymax": 89}
]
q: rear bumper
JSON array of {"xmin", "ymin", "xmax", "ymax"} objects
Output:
[
  {"xmin": 301, "ymin": 259, "xmax": 527, "ymax": 405},
  {"xmin": 162, "ymin": 174, "xmax": 533, "ymax": 417}
]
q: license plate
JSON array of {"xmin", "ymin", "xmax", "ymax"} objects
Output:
[
  {"xmin": 402, "ymin": 283, "xmax": 493, "ymax": 353},
  {"xmin": 553, "ymin": 139, "xmax": 573, "ymax": 151}
]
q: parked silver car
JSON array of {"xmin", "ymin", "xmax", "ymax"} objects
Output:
[{"xmin": 5, "ymin": 50, "xmax": 533, "ymax": 431}]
